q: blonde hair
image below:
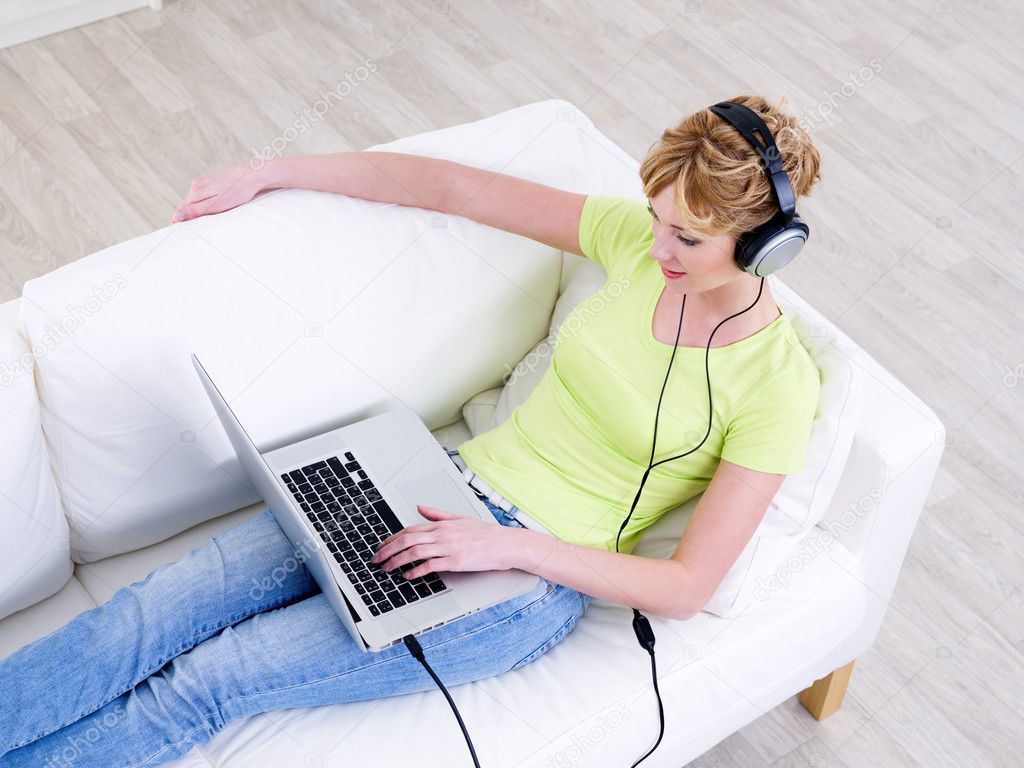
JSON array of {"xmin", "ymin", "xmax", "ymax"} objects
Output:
[{"xmin": 638, "ymin": 95, "xmax": 822, "ymax": 238}]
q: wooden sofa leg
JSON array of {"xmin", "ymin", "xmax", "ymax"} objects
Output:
[{"xmin": 798, "ymin": 660, "xmax": 855, "ymax": 720}]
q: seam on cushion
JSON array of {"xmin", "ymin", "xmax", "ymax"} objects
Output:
[
  {"xmin": 723, "ymin": 534, "xmax": 761, "ymax": 615},
  {"xmin": 799, "ymin": 358, "xmax": 857, "ymax": 529},
  {"xmin": 31, "ymin": 333, "xmax": 78, "ymax": 551}
]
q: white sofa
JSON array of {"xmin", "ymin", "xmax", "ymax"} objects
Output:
[{"xmin": 0, "ymin": 100, "xmax": 945, "ymax": 767}]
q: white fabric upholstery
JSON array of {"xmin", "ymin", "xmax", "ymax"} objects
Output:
[
  {"xmin": 15, "ymin": 99, "xmax": 639, "ymax": 563},
  {"xmin": 0, "ymin": 300, "xmax": 71, "ymax": 620},
  {"xmin": 0, "ymin": 577, "xmax": 93, "ymax": 661},
  {"xmin": 459, "ymin": 245, "xmax": 862, "ymax": 619},
  {"xmin": 0, "ymin": 99, "xmax": 945, "ymax": 767},
  {"xmin": 74, "ymin": 503, "xmax": 264, "ymax": 607}
]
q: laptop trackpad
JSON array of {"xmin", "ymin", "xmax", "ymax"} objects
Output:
[{"xmin": 395, "ymin": 470, "xmax": 478, "ymax": 521}]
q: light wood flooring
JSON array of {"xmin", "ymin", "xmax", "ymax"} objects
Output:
[{"xmin": 0, "ymin": 1, "xmax": 1022, "ymax": 766}]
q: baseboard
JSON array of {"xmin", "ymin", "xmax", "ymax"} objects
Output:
[{"xmin": 0, "ymin": 0, "xmax": 159, "ymax": 50}]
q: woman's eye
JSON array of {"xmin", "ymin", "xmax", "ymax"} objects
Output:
[{"xmin": 649, "ymin": 206, "xmax": 698, "ymax": 247}]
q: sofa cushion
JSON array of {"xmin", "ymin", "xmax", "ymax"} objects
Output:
[
  {"xmin": 0, "ymin": 300, "xmax": 72, "ymax": 620},
  {"xmin": 16, "ymin": 99, "xmax": 640, "ymax": 563},
  {"xmin": 0, "ymin": 577, "xmax": 95, "ymax": 661},
  {"xmin": 460, "ymin": 262, "xmax": 861, "ymax": 618}
]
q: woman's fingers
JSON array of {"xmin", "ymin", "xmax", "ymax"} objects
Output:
[
  {"xmin": 417, "ymin": 504, "xmax": 460, "ymax": 519},
  {"xmin": 376, "ymin": 524, "xmax": 435, "ymax": 552},
  {"xmin": 402, "ymin": 557, "xmax": 456, "ymax": 579},
  {"xmin": 171, "ymin": 197, "xmax": 213, "ymax": 223},
  {"xmin": 376, "ymin": 543, "xmax": 446, "ymax": 573},
  {"xmin": 371, "ymin": 531, "xmax": 437, "ymax": 564}
]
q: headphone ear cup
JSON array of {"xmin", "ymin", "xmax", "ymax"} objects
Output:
[
  {"xmin": 733, "ymin": 222, "xmax": 773, "ymax": 273},
  {"xmin": 734, "ymin": 214, "xmax": 809, "ymax": 276}
]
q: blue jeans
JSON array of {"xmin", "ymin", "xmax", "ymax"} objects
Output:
[{"xmin": 0, "ymin": 448, "xmax": 591, "ymax": 767}]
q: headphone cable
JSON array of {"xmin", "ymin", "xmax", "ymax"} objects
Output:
[{"xmin": 622, "ymin": 277, "xmax": 767, "ymax": 766}]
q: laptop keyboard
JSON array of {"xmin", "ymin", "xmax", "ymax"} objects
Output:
[{"xmin": 280, "ymin": 450, "xmax": 447, "ymax": 616}]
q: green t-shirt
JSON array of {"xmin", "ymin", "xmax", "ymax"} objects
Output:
[{"xmin": 458, "ymin": 193, "xmax": 820, "ymax": 554}]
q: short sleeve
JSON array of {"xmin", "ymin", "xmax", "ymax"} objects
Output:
[
  {"xmin": 578, "ymin": 194, "xmax": 653, "ymax": 275},
  {"xmin": 720, "ymin": 363, "xmax": 821, "ymax": 475}
]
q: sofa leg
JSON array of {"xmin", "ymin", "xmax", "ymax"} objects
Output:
[{"xmin": 798, "ymin": 660, "xmax": 855, "ymax": 720}]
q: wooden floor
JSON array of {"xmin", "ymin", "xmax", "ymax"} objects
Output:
[{"xmin": 1, "ymin": 1, "xmax": 1022, "ymax": 766}]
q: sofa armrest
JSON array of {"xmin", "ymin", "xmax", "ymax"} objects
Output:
[{"xmin": 816, "ymin": 349, "xmax": 945, "ymax": 639}]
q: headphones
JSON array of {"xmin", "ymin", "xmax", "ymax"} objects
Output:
[
  {"xmin": 624, "ymin": 100, "xmax": 806, "ymax": 766},
  {"xmin": 708, "ymin": 101, "xmax": 810, "ymax": 277}
]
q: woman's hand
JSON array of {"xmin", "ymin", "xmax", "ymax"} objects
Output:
[
  {"xmin": 369, "ymin": 504, "xmax": 522, "ymax": 579},
  {"xmin": 170, "ymin": 163, "xmax": 264, "ymax": 224}
]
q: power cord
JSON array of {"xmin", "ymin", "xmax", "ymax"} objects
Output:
[{"xmin": 404, "ymin": 633, "xmax": 481, "ymax": 768}]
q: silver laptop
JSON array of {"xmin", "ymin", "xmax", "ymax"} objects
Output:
[{"xmin": 191, "ymin": 353, "xmax": 541, "ymax": 652}]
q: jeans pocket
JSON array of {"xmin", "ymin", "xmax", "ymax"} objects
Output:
[{"xmin": 508, "ymin": 609, "xmax": 579, "ymax": 672}]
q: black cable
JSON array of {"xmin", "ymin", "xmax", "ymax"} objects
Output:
[
  {"xmin": 404, "ymin": 634, "xmax": 481, "ymax": 767},
  {"xmin": 403, "ymin": 634, "xmax": 479, "ymax": 765},
  {"xmin": 630, "ymin": 612, "xmax": 664, "ymax": 768},
  {"xmin": 621, "ymin": 277, "xmax": 767, "ymax": 766}
]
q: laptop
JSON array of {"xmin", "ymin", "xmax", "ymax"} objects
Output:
[{"xmin": 191, "ymin": 353, "xmax": 541, "ymax": 651}]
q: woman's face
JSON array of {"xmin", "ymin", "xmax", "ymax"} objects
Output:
[{"xmin": 647, "ymin": 185, "xmax": 740, "ymax": 294}]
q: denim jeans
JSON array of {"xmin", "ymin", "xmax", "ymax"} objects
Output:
[{"xmin": 0, "ymin": 449, "xmax": 591, "ymax": 767}]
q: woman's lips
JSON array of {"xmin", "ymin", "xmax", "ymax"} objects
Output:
[{"xmin": 661, "ymin": 265, "xmax": 687, "ymax": 279}]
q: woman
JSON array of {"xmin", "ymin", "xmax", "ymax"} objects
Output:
[{"xmin": 0, "ymin": 95, "xmax": 821, "ymax": 766}]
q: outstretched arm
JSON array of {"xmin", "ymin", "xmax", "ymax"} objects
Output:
[{"xmin": 171, "ymin": 151, "xmax": 586, "ymax": 257}]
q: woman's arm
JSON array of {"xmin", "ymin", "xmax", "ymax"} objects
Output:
[
  {"xmin": 171, "ymin": 152, "xmax": 452, "ymax": 223},
  {"xmin": 170, "ymin": 151, "xmax": 586, "ymax": 256},
  {"xmin": 512, "ymin": 530, "xmax": 695, "ymax": 620},
  {"xmin": 256, "ymin": 152, "xmax": 458, "ymax": 210}
]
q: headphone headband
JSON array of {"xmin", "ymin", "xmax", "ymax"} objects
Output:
[
  {"xmin": 707, "ymin": 101, "xmax": 796, "ymax": 222},
  {"xmin": 705, "ymin": 100, "xmax": 809, "ymax": 276}
]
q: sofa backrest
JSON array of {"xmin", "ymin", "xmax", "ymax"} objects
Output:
[{"xmin": 15, "ymin": 99, "xmax": 644, "ymax": 563}]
